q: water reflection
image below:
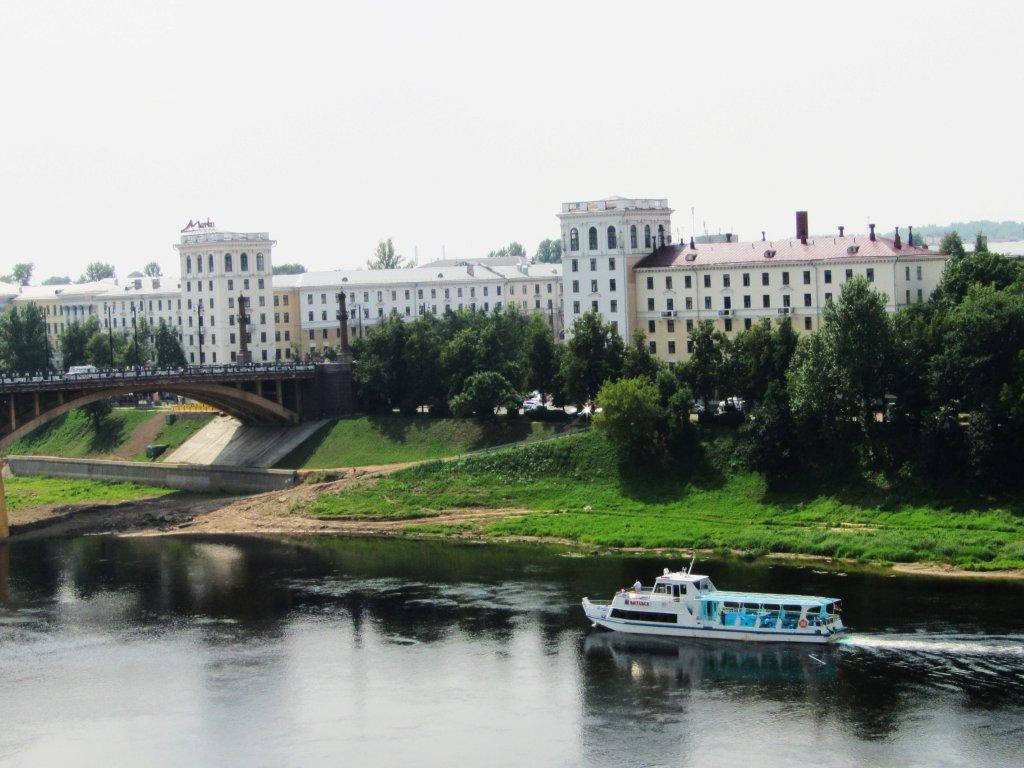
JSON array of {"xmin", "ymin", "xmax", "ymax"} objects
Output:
[{"xmin": 1, "ymin": 535, "xmax": 1023, "ymax": 767}]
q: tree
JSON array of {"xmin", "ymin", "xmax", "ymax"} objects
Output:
[
  {"xmin": 741, "ymin": 382, "xmax": 800, "ymax": 487},
  {"xmin": 933, "ymin": 251, "xmax": 1023, "ymax": 305},
  {"xmin": 78, "ymin": 262, "xmax": 115, "ymax": 282},
  {"xmin": 42, "ymin": 275, "xmax": 71, "ymax": 285},
  {"xmin": 449, "ymin": 371, "xmax": 521, "ymax": 420},
  {"xmin": 368, "ymin": 238, "xmax": 410, "ymax": 270},
  {"xmin": 727, "ymin": 318, "xmax": 798, "ymax": 406},
  {"xmin": 273, "ymin": 263, "xmax": 307, "ymax": 275},
  {"xmin": 143, "ymin": 262, "xmax": 162, "ymax": 277},
  {"xmin": 0, "ymin": 304, "xmax": 50, "ymax": 373},
  {"xmin": 2, "ymin": 263, "xmax": 34, "ymax": 286},
  {"xmin": 534, "ymin": 238, "xmax": 563, "ymax": 264},
  {"xmin": 486, "ymin": 242, "xmax": 526, "ymax": 260},
  {"xmin": 122, "ymin": 317, "xmax": 155, "ymax": 367},
  {"xmin": 524, "ymin": 316, "xmax": 559, "ymax": 401},
  {"xmin": 974, "ymin": 233, "xmax": 989, "ymax": 253},
  {"xmin": 58, "ymin": 317, "xmax": 100, "ymax": 370},
  {"xmin": 621, "ymin": 329, "xmax": 662, "ymax": 380},
  {"xmin": 154, "ymin": 322, "xmax": 187, "ymax": 367},
  {"xmin": 86, "ymin": 326, "xmax": 126, "ymax": 368},
  {"xmin": 559, "ymin": 312, "xmax": 624, "ymax": 405},
  {"xmin": 685, "ymin": 320, "xmax": 726, "ymax": 405},
  {"xmin": 939, "ymin": 232, "xmax": 966, "ymax": 257},
  {"xmin": 595, "ymin": 377, "xmax": 666, "ymax": 466}
]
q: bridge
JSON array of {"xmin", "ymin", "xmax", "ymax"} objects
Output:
[{"xmin": 0, "ymin": 361, "xmax": 354, "ymax": 453}]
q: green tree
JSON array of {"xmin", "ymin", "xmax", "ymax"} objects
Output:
[
  {"xmin": 41, "ymin": 275, "xmax": 71, "ymax": 285},
  {"xmin": 939, "ymin": 232, "xmax": 966, "ymax": 257},
  {"xmin": 122, "ymin": 317, "xmax": 155, "ymax": 367},
  {"xmin": 273, "ymin": 263, "xmax": 307, "ymax": 275},
  {"xmin": 449, "ymin": 371, "xmax": 521, "ymax": 420},
  {"xmin": 534, "ymin": 239, "xmax": 563, "ymax": 264},
  {"xmin": 974, "ymin": 233, "xmax": 989, "ymax": 253},
  {"xmin": 685, "ymin": 320, "xmax": 726, "ymax": 406},
  {"xmin": 368, "ymin": 238, "xmax": 410, "ymax": 270},
  {"xmin": 154, "ymin": 322, "xmax": 187, "ymax": 367},
  {"xmin": 58, "ymin": 317, "xmax": 100, "ymax": 369},
  {"xmin": 741, "ymin": 382, "xmax": 800, "ymax": 488},
  {"xmin": 933, "ymin": 251, "xmax": 1022, "ymax": 305},
  {"xmin": 2, "ymin": 263, "xmax": 34, "ymax": 286},
  {"xmin": 595, "ymin": 376, "xmax": 666, "ymax": 466},
  {"xmin": 78, "ymin": 262, "xmax": 116, "ymax": 282},
  {"xmin": 523, "ymin": 315, "xmax": 559, "ymax": 401},
  {"xmin": 726, "ymin": 318, "xmax": 797, "ymax": 406},
  {"xmin": 559, "ymin": 312, "xmax": 624, "ymax": 405},
  {"xmin": 486, "ymin": 242, "xmax": 526, "ymax": 260},
  {"xmin": 621, "ymin": 329, "xmax": 662, "ymax": 381},
  {"xmin": 86, "ymin": 327, "xmax": 126, "ymax": 368},
  {"xmin": 0, "ymin": 304, "xmax": 50, "ymax": 372},
  {"xmin": 143, "ymin": 262, "xmax": 162, "ymax": 277}
]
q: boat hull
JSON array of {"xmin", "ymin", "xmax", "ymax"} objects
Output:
[{"xmin": 583, "ymin": 599, "xmax": 843, "ymax": 644}]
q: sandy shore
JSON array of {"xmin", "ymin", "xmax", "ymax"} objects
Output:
[{"xmin": 7, "ymin": 468, "xmax": 1022, "ymax": 580}]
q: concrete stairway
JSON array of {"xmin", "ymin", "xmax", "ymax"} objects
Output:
[{"xmin": 166, "ymin": 415, "xmax": 327, "ymax": 467}]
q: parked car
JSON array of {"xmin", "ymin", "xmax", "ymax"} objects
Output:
[{"xmin": 66, "ymin": 364, "xmax": 98, "ymax": 376}]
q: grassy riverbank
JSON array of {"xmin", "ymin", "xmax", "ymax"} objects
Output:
[
  {"xmin": 276, "ymin": 415, "xmax": 576, "ymax": 468},
  {"xmin": 5, "ymin": 476, "xmax": 172, "ymax": 510},
  {"xmin": 307, "ymin": 430, "xmax": 1024, "ymax": 571},
  {"xmin": 6, "ymin": 408, "xmax": 213, "ymax": 461}
]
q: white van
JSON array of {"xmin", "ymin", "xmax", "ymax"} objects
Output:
[{"xmin": 67, "ymin": 365, "xmax": 98, "ymax": 376}]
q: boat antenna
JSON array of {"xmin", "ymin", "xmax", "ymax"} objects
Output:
[{"xmin": 686, "ymin": 556, "xmax": 696, "ymax": 575}]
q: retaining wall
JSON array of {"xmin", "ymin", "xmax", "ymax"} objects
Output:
[{"xmin": 6, "ymin": 455, "xmax": 297, "ymax": 494}]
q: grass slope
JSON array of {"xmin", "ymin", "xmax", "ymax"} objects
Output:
[
  {"xmin": 4, "ymin": 476, "xmax": 171, "ymax": 510},
  {"xmin": 130, "ymin": 416, "xmax": 212, "ymax": 461},
  {"xmin": 6, "ymin": 409, "xmax": 212, "ymax": 461},
  {"xmin": 276, "ymin": 415, "xmax": 574, "ymax": 468},
  {"xmin": 309, "ymin": 431, "xmax": 1024, "ymax": 571}
]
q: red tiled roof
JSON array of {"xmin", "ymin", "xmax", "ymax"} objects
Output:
[{"xmin": 634, "ymin": 237, "xmax": 936, "ymax": 270}]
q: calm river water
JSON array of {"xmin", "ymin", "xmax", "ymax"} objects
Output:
[{"xmin": 1, "ymin": 536, "xmax": 1023, "ymax": 767}]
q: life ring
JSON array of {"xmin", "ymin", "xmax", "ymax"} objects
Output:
[{"xmin": 798, "ymin": 618, "xmax": 808, "ymax": 629}]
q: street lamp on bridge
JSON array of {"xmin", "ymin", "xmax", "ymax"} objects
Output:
[{"xmin": 197, "ymin": 301, "xmax": 204, "ymax": 367}]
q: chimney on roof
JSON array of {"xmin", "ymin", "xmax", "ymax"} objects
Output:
[
  {"xmin": 838, "ymin": 226, "xmax": 845, "ymax": 238},
  {"xmin": 907, "ymin": 226, "xmax": 914, "ymax": 246},
  {"xmin": 689, "ymin": 236, "xmax": 695, "ymax": 250},
  {"xmin": 761, "ymin": 231, "xmax": 766, "ymax": 241},
  {"xmin": 868, "ymin": 223, "xmax": 876, "ymax": 242},
  {"xmin": 893, "ymin": 227, "xmax": 902, "ymax": 250},
  {"xmin": 725, "ymin": 233, "xmax": 732, "ymax": 243},
  {"xmin": 796, "ymin": 211, "xmax": 808, "ymax": 245}
]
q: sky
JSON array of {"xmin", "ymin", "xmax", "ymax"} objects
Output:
[{"xmin": 2, "ymin": 0, "xmax": 1023, "ymax": 281}]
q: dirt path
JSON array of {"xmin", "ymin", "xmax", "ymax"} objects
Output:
[{"xmin": 109, "ymin": 412, "xmax": 165, "ymax": 460}]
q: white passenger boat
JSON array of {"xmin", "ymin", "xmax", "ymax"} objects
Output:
[{"xmin": 582, "ymin": 564, "xmax": 846, "ymax": 644}]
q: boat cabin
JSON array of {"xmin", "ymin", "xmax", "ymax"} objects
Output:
[{"xmin": 699, "ymin": 592, "xmax": 842, "ymax": 630}]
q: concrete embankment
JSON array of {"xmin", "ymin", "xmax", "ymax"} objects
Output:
[{"xmin": 7, "ymin": 455, "xmax": 297, "ymax": 494}]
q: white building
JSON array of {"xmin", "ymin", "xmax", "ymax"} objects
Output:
[
  {"xmin": 174, "ymin": 222, "xmax": 276, "ymax": 364},
  {"xmin": 558, "ymin": 197, "xmax": 673, "ymax": 336}
]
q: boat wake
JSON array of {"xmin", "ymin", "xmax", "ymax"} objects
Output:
[{"xmin": 837, "ymin": 633, "xmax": 1024, "ymax": 657}]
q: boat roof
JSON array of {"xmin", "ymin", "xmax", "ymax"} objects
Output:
[
  {"xmin": 656, "ymin": 572, "xmax": 710, "ymax": 583},
  {"xmin": 698, "ymin": 591, "xmax": 840, "ymax": 605}
]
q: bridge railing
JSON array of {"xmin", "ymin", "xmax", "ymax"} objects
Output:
[{"xmin": 0, "ymin": 363, "xmax": 317, "ymax": 389}]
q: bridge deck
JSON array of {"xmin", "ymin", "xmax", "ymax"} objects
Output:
[{"xmin": 0, "ymin": 364, "xmax": 316, "ymax": 394}]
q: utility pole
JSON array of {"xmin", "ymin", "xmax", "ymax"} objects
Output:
[{"xmin": 105, "ymin": 303, "xmax": 115, "ymax": 368}]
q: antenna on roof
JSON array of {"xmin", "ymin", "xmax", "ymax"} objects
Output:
[{"xmin": 686, "ymin": 556, "xmax": 696, "ymax": 575}]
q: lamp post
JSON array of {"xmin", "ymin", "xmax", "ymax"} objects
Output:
[
  {"xmin": 105, "ymin": 303, "xmax": 115, "ymax": 368},
  {"xmin": 197, "ymin": 302, "xmax": 204, "ymax": 367},
  {"xmin": 130, "ymin": 302, "xmax": 139, "ymax": 369}
]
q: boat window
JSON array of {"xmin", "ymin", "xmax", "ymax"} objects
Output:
[
  {"xmin": 806, "ymin": 605, "xmax": 821, "ymax": 615},
  {"xmin": 654, "ymin": 584, "xmax": 668, "ymax": 594},
  {"xmin": 782, "ymin": 604, "xmax": 802, "ymax": 613},
  {"xmin": 609, "ymin": 608, "xmax": 677, "ymax": 624},
  {"xmin": 723, "ymin": 601, "xmax": 740, "ymax": 609},
  {"xmin": 743, "ymin": 603, "xmax": 760, "ymax": 611},
  {"xmin": 672, "ymin": 585, "xmax": 680, "ymax": 598}
]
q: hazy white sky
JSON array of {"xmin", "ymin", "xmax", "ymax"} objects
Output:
[{"xmin": 2, "ymin": 1, "xmax": 1022, "ymax": 280}]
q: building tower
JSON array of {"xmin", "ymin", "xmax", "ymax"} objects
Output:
[
  {"xmin": 174, "ymin": 220, "xmax": 276, "ymax": 365},
  {"xmin": 557, "ymin": 197, "xmax": 673, "ymax": 337}
]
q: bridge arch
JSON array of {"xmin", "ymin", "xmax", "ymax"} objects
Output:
[{"xmin": 0, "ymin": 382, "xmax": 298, "ymax": 452}]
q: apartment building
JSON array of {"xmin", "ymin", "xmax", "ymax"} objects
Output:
[{"xmin": 634, "ymin": 216, "xmax": 946, "ymax": 362}]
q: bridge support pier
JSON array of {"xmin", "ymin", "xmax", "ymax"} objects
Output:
[{"xmin": 0, "ymin": 460, "xmax": 8, "ymax": 541}]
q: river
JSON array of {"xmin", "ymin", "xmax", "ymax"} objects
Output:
[{"xmin": 1, "ymin": 536, "xmax": 1022, "ymax": 767}]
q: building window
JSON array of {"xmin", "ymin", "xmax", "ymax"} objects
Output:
[
  {"xmin": 572, "ymin": 280, "xmax": 579, "ymax": 293},
  {"xmin": 916, "ymin": 265, "xmax": 923, "ymax": 280},
  {"xmin": 763, "ymin": 295, "xmax": 771, "ymax": 308},
  {"xmin": 824, "ymin": 269, "xmax": 832, "ymax": 284},
  {"xmin": 608, "ymin": 257, "xmax": 616, "ymax": 270},
  {"xmin": 591, "ymin": 300, "xmax": 598, "ymax": 312},
  {"xmin": 723, "ymin": 296, "xmax": 732, "ymax": 309},
  {"xmin": 866, "ymin": 268, "xmax": 874, "ymax": 282},
  {"xmin": 648, "ymin": 320, "xmax": 655, "ymax": 333},
  {"xmin": 607, "ymin": 226, "xmax": 617, "ymax": 249},
  {"xmin": 685, "ymin": 297, "xmax": 693, "ymax": 310},
  {"xmin": 256, "ymin": 253, "xmax": 264, "ymax": 271},
  {"xmin": 648, "ymin": 341, "xmax": 656, "ymax": 353},
  {"xmin": 724, "ymin": 319, "xmax": 732, "ymax": 332},
  {"xmin": 906, "ymin": 289, "xmax": 911, "ymax": 303},
  {"xmin": 196, "ymin": 255, "xmax": 202, "ymax": 273},
  {"xmin": 666, "ymin": 276, "xmax": 673, "ymax": 289},
  {"xmin": 666, "ymin": 298, "xmax": 674, "ymax": 311},
  {"xmin": 609, "ymin": 278, "xmax": 616, "ymax": 292},
  {"xmin": 845, "ymin": 268, "xmax": 853, "ymax": 281},
  {"xmin": 804, "ymin": 293, "xmax": 812, "ymax": 306},
  {"xmin": 570, "ymin": 228, "xmax": 579, "ymax": 251},
  {"xmin": 240, "ymin": 253, "xmax": 249, "ymax": 271},
  {"xmin": 803, "ymin": 270, "xmax": 811, "ymax": 284},
  {"xmin": 658, "ymin": 224, "xmax": 665, "ymax": 244},
  {"xmin": 590, "ymin": 280, "xmax": 598, "ymax": 293},
  {"xmin": 646, "ymin": 276, "xmax": 654, "ymax": 289},
  {"xmin": 588, "ymin": 227, "xmax": 598, "ymax": 250},
  {"xmin": 703, "ymin": 274, "xmax": 711, "ymax": 288},
  {"xmin": 917, "ymin": 288, "xmax": 923, "ymax": 301},
  {"xmin": 687, "ymin": 340, "xmax": 694, "ymax": 353},
  {"xmin": 782, "ymin": 272, "xmax": 790, "ymax": 286},
  {"xmin": 686, "ymin": 319, "xmax": 693, "ymax": 331},
  {"xmin": 573, "ymin": 301, "xmax": 580, "ymax": 314},
  {"xmin": 804, "ymin": 317, "xmax": 812, "ymax": 330},
  {"xmin": 742, "ymin": 273, "xmax": 750, "ymax": 287},
  {"xmin": 647, "ymin": 298, "xmax": 655, "ymax": 311},
  {"xmin": 186, "ymin": 256, "xmax": 192, "ymax": 274},
  {"xmin": 630, "ymin": 225, "xmax": 637, "ymax": 249},
  {"xmin": 644, "ymin": 225, "xmax": 651, "ymax": 248},
  {"xmin": 667, "ymin": 319, "xmax": 675, "ymax": 332},
  {"xmin": 825, "ymin": 292, "xmax": 832, "ymax": 302},
  {"xmin": 704, "ymin": 296, "xmax": 711, "ymax": 310},
  {"xmin": 684, "ymin": 275, "xmax": 692, "ymax": 289},
  {"xmin": 783, "ymin": 294, "xmax": 791, "ymax": 308},
  {"xmin": 762, "ymin": 272, "xmax": 769, "ymax": 286},
  {"xmin": 610, "ymin": 299, "xmax": 617, "ymax": 313},
  {"xmin": 668, "ymin": 341, "xmax": 676, "ymax": 355},
  {"xmin": 589, "ymin": 258, "xmax": 596, "ymax": 271},
  {"xmin": 723, "ymin": 274, "xmax": 730, "ymax": 288},
  {"xmin": 224, "ymin": 254, "xmax": 233, "ymax": 272},
  {"xmin": 744, "ymin": 318, "xmax": 752, "ymax": 330}
]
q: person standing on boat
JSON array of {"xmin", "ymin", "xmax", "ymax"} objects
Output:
[{"xmin": 632, "ymin": 579, "xmax": 642, "ymax": 593}]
